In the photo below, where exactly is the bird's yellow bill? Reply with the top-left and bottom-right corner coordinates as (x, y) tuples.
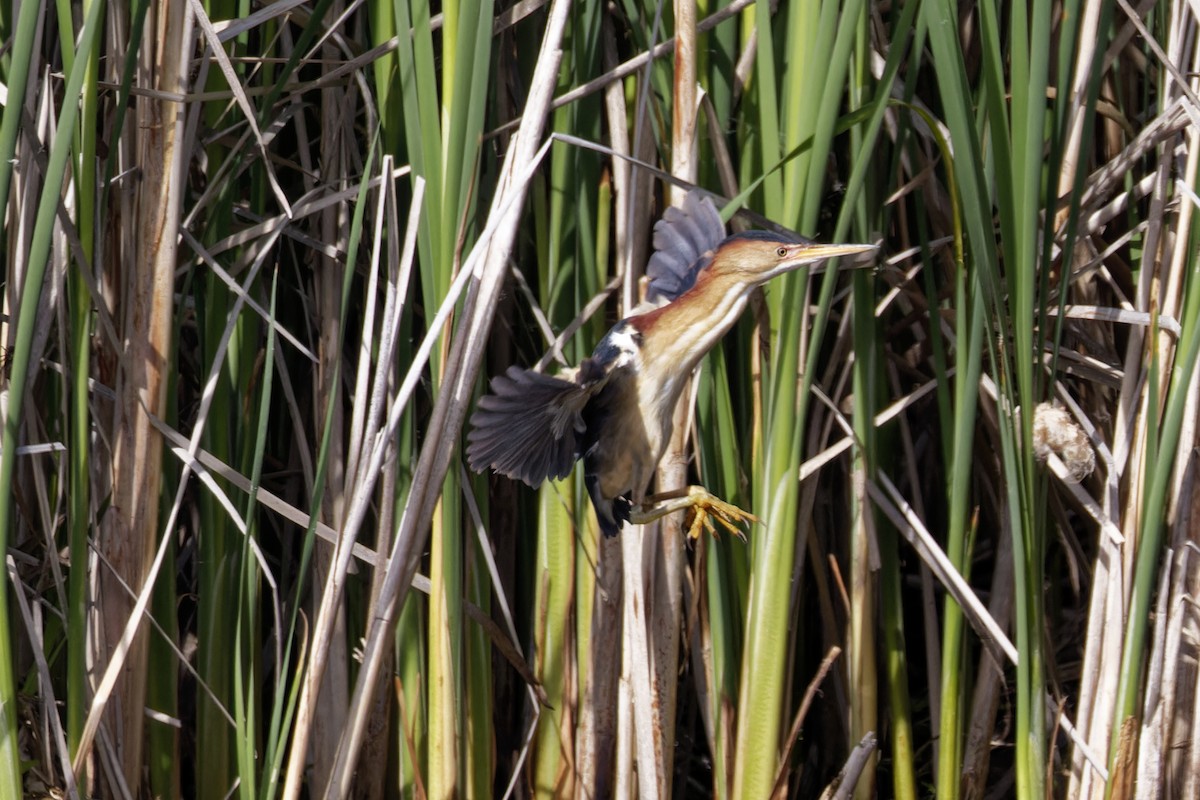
(786, 241), (879, 273)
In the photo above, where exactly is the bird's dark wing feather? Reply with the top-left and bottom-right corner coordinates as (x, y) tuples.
(645, 191), (726, 303)
(466, 365), (595, 487)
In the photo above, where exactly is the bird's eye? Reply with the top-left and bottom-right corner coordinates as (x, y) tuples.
(776, 246), (788, 258)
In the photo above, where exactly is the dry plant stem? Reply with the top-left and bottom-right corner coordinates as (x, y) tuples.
(616, 647), (634, 797)
(1053, 0), (1106, 228)
(631, 5), (700, 791)
(309, 8), (354, 785)
(93, 725), (134, 800)
(1069, 420), (1128, 796)
(1162, 168), (1200, 788)
(612, 16), (657, 797)
(619, 8), (703, 794)
(96, 2), (190, 788)
(849, 456), (877, 800)
(1078, 82), (1183, 800)
(961, 517), (1015, 797)
(601, 18), (633, 312)
(768, 646), (843, 798)
(576, 531), (622, 799)
(819, 732), (878, 800)
(1190, 655), (1200, 799)
(1185, 540), (1200, 798)
(621, 529), (660, 800)
(1155, 346), (1197, 800)
(683, 552), (716, 762)
(309, 3), (574, 792)
(621, 64), (660, 311)
(7, 557), (81, 800)
(1073, 532), (1125, 798)
(356, 162), (408, 800)
(1134, 545), (1175, 796)
(574, 28), (632, 798)
(1163, 93), (1200, 525)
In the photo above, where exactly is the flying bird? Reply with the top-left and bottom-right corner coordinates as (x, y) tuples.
(467, 192), (876, 538)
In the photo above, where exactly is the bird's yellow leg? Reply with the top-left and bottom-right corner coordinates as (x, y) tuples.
(629, 485), (759, 541)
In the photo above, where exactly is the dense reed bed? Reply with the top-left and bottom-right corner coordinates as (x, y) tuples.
(0, 0), (1196, 797)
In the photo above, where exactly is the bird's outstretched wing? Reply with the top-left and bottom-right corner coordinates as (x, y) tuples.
(645, 191), (726, 303)
(466, 365), (596, 487)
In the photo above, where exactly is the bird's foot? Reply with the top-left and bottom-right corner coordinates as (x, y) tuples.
(630, 486), (758, 541)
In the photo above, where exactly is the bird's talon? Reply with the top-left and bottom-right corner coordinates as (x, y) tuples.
(683, 487), (756, 541)
(630, 486), (756, 540)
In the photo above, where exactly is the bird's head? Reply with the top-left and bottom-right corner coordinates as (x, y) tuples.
(626, 220), (880, 378)
(710, 230), (878, 288)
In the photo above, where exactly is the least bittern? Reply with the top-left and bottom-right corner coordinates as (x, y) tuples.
(467, 192), (876, 538)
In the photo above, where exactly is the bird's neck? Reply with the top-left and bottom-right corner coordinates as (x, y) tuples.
(616, 272), (751, 467)
(628, 271), (750, 379)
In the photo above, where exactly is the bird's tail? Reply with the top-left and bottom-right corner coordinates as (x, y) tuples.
(466, 365), (586, 487)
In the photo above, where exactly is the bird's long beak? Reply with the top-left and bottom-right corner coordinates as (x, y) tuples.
(788, 241), (878, 271)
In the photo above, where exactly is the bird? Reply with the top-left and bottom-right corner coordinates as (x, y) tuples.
(466, 191), (877, 539)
